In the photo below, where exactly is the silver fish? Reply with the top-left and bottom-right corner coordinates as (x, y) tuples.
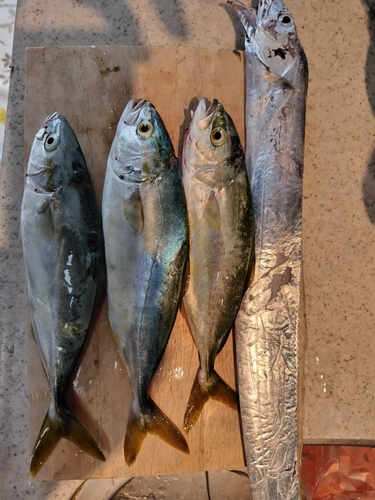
(102, 99), (189, 466)
(182, 98), (253, 431)
(228, 1), (308, 499)
(20, 112), (106, 477)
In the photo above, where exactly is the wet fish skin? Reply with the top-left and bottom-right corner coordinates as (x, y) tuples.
(102, 99), (189, 466)
(21, 112), (106, 477)
(182, 98), (253, 431)
(228, 1), (308, 499)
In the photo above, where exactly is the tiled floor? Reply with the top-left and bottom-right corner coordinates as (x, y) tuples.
(0, 0), (16, 163)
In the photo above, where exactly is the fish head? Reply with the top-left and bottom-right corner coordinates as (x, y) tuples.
(184, 98), (244, 188)
(229, 0), (305, 82)
(109, 99), (175, 184)
(27, 112), (85, 193)
(254, 0), (301, 76)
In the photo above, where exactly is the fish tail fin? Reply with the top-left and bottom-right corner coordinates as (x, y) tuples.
(124, 399), (189, 466)
(184, 369), (238, 432)
(61, 407), (106, 462)
(30, 410), (60, 478)
(30, 404), (105, 477)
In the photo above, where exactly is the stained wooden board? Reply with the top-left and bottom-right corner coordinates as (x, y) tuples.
(25, 45), (246, 480)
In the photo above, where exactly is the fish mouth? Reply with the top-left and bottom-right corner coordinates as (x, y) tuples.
(191, 98), (219, 132)
(45, 111), (61, 123)
(122, 99), (146, 126)
(35, 112), (62, 140)
(227, 0), (257, 31)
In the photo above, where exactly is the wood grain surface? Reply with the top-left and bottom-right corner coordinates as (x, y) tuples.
(25, 45), (246, 480)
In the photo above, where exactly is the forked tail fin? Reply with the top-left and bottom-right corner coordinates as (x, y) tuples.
(30, 404), (105, 478)
(124, 398), (189, 466)
(184, 369), (239, 432)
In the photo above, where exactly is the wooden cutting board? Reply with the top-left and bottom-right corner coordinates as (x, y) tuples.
(25, 45), (246, 480)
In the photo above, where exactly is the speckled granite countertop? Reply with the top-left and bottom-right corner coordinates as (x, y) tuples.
(2, 0), (375, 497)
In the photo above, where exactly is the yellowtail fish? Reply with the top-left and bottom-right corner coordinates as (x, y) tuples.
(21, 112), (106, 477)
(102, 99), (189, 466)
(182, 98), (253, 431)
(228, 1), (308, 498)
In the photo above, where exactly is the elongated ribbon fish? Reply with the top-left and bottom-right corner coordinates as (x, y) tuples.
(21, 112), (106, 477)
(228, 1), (308, 499)
(182, 99), (253, 431)
(102, 99), (189, 466)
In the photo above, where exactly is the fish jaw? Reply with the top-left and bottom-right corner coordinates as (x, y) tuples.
(227, 0), (257, 41)
(183, 98), (218, 180)
(190, 97), (217, 132)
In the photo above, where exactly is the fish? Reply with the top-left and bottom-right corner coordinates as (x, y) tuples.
(181, 98), (253, 431)
(228, 1), (308, 499)
(20, 112), (106, 478)
(102, 99), (189, 466)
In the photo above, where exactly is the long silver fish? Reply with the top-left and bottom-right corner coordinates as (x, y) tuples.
(182, 98), (253, 431)
(102, 99), (189, 466)
(20, 112), (106, 477)
(228, 1), (308, 499)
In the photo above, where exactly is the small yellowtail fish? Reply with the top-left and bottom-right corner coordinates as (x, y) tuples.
(102, 99), (189, 466)
(228, 1), (308, 498)
(182, 98), (253, 431)
(21, 112), (106, 477)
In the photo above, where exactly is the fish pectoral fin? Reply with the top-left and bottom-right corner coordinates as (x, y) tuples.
(204, 191), (221, 232)
(37, 198), (50, 214)
(184, 370), (238, 432)
(125, 399), (189, 466)
(179, 254), (190, 303)
(30, 324), (37, 343)
(123, 189), (144, 234)
(265, 71), (298, 92)
(30, 405), (105, 477)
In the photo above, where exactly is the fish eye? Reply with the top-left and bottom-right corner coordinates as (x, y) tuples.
(137, 120), (153, 138)
(210, 127), (226, 147)
(44, 133), (60, 152)
(279, 14), (293, 26)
